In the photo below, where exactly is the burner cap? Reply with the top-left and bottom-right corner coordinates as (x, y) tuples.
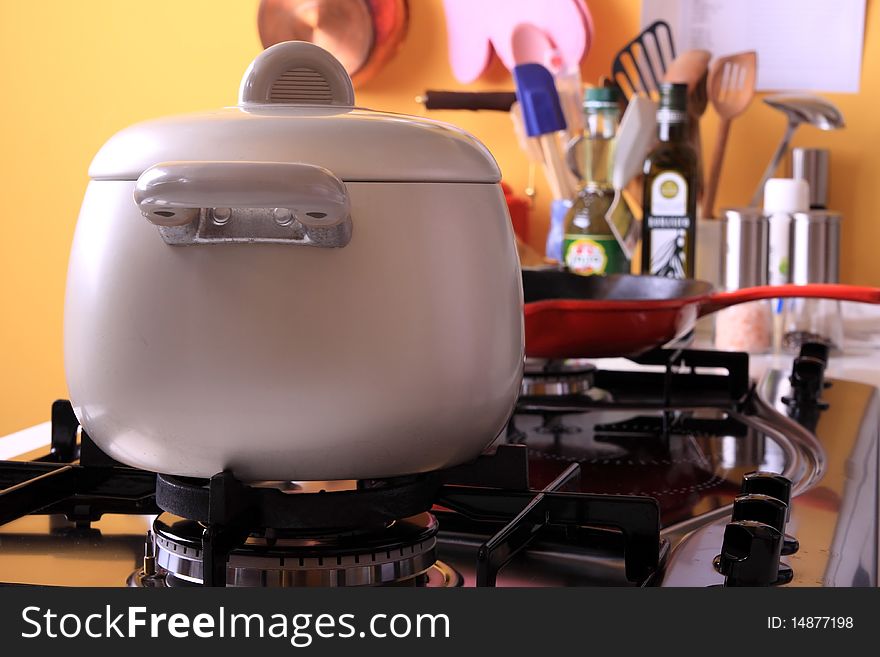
(521, 359), (596, 396)
(146, 512), (452, 587)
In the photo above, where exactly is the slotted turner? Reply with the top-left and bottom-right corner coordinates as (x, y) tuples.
(611, 20), (676, 101)
(702, 51), (757, 219)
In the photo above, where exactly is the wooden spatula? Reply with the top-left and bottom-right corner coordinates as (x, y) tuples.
(663, 50), (711, 90)
(702, 51), (757, 219)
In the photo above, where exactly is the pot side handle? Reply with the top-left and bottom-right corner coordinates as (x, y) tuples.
(134, 161), (352, 248)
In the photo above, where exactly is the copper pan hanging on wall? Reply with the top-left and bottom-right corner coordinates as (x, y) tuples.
(258, 0), (408, 87)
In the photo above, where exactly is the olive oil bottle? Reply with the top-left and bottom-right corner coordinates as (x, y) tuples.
(562, 87), (630, 276)
(640, 83), (698, 278)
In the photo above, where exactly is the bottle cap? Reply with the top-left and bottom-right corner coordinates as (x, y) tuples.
(584, 86), (619, 107)
(658, 83), (688, 112)
(763, 178), (809, 214)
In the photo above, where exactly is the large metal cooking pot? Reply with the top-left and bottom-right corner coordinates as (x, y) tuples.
(64, 42), (523, 482)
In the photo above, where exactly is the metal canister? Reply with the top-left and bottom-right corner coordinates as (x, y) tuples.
(720, 208), (769, 290)
(790, 210), (841, 284)
(826, 212), (841, 283)
(785, 210), (843, 352)
(716, 208), (771, 353)
(791, 148), (830, 210)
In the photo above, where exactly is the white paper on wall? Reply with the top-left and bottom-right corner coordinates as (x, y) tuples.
(641, 0), (866, 93)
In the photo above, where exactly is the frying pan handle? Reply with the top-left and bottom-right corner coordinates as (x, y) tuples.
(699, 284), (880, 317)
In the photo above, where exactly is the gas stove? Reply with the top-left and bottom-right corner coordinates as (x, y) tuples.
(0, 344), (876, 587)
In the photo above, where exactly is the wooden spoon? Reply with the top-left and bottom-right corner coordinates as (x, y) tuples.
(663, 49), (711, 92)
(663, 50), (711, 199)
(702, 51), (757, 219)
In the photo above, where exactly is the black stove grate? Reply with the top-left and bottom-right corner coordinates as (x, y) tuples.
(0, 404), (663, 587)
(0, 400), (158, 529)
(155, 445), (661, 586)
(519, 348), (751, 412)
(436, 450), (661, 585)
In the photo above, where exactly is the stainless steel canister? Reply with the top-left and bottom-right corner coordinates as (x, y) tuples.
(785, 210), (843, 352)
(789, 210), (841, 284)
(716, 208), (771, 353)
(791, 148), (830, 209)
(720, 208), (769, 291)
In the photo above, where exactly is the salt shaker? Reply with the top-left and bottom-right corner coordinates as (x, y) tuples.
(714, 208), (772, 353)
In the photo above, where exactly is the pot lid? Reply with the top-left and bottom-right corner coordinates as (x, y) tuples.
(89, 41), (500, 183)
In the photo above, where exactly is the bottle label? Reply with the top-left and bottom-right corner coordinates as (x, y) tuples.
(650, 171), (687, 216)
(767, 213), (791, 286)
(563, 235), (627, 276)
(646, 171), (691, 278)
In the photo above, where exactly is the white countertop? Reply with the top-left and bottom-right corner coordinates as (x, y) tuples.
(723, 301), (880, 389)
(2, 304), (879, 461)
(0, 421), (50, 460)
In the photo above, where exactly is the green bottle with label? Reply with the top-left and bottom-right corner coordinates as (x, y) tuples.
(562, 87), (630, 276)
(640, 82), (698, 278)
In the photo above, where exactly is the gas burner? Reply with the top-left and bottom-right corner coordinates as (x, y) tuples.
(521, 359), (599, 397)
(130, 512), (460, 587)
(155, 472), (439, 530)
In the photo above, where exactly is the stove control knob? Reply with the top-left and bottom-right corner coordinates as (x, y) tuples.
(741, 472), (792, 511)
(714, 520), (792, 587)
(799, 341), (829, 366)
(784, 356), (830, 410)
(732, 494), (786, 531)
(791, 356), (825, 394)
(732, 493), (799, 555)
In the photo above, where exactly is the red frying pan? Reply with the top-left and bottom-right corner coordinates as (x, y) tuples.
(523, 269), (880, 359)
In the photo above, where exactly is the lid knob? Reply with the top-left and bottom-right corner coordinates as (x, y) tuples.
(239, 41), (355, 106)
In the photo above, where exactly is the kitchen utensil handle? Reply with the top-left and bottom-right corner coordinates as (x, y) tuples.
(510, 102), (545, 164)
(541, 133), (574, 200)
(555, 73), (586, 138)
(749, 120), (797, 207)
(701, 118), (731, 219)
(699, 284), (880, 317)
(565, 135), (584, 179)
(418, 90), (517, 111)
(134, 161), (351, 230)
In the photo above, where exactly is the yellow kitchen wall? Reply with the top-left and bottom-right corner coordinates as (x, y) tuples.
(0, 0), (876, 436)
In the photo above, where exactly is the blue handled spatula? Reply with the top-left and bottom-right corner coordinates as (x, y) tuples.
(513, 63), (573, 200)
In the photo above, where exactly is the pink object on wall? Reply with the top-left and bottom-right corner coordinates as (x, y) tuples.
(442, 0), (593, 83)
